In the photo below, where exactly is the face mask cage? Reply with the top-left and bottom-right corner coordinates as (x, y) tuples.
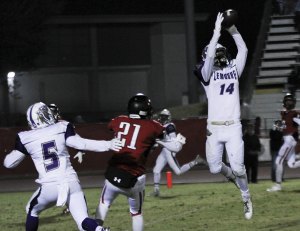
(158, 114), (170, 124)
(214, 47), (228, 67)
(37, 105), (55, 126)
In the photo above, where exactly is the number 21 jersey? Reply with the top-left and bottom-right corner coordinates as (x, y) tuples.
(108, 115), (164, 176)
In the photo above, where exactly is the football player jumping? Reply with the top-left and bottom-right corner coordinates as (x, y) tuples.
(194, 12), (252, 219)
(94, 94), (186, 231)
(3, 102), (122, 231)
(151, 108), (201, 197)
(267, 93), (300, 192)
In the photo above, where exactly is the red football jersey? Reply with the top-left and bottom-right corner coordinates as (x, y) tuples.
(108, 115), (164, 176)
(281, 110), (299, 136)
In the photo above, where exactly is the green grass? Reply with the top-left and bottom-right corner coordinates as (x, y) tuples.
(1, 180), (300, 230)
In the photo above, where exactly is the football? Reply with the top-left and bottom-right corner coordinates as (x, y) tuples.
(222, 9), (238, 29)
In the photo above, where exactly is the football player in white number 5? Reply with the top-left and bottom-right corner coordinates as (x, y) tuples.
(3, 102), (122, 231)
(193, 12), (252, 220)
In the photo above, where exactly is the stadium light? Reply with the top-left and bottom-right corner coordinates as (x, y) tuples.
(7, 71), (15, 93)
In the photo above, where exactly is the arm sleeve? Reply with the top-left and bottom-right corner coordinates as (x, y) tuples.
(66, 134), (110, 152)
(201, 29), (220, 82)
(230, 30), (248, 77)
(156, 139), (183, 153)
(3, 150), (26, 168)
(15, 135), (29, 155)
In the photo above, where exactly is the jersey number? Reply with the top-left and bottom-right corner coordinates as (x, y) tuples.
(220, 83), (234, 95)
(117, 122), (141, 150)
(42, 141), (59, 172)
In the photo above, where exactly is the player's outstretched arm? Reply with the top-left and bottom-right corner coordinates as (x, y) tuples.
(226, 25), (248, 76)
(201, 12), (223, 81)
(156, 133), (186, 152)
(66, 135), (122, 152)
(3, 150), (26, 168)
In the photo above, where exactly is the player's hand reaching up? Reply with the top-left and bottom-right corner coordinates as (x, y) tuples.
(109, 138), (123, 152)
(214, 12), (224, 33)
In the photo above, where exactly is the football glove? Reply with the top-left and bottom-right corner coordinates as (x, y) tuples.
(109, 138), (123, 152)
(176, 133), (186, 145)
(74, 151), (85, 164)
(214, 12), (224, 33)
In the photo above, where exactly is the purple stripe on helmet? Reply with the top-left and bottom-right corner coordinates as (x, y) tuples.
(29, 105), (36, 128)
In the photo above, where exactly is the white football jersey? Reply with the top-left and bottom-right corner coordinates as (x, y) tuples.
(195, 32), (247, 122)
(202, 60), (241, 121)
(17, 121), (78, 184)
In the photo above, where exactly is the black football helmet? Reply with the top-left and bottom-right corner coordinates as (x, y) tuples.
(48, 103), (61, 122)
(202, 43), (230, 67)
(283, 93), (296, 110)
(127, 93), (153, 119)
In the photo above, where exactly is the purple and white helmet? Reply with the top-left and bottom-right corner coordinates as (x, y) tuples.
(26, 102), (56, 129)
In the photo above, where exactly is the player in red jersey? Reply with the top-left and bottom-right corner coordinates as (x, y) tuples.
(267, 93), (300, 192)
(95, 94), (185, 231)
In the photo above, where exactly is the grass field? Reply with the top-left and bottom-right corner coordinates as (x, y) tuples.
(1, 179), (300, 231)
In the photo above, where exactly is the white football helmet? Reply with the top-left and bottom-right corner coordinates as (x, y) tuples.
(158, 109), (171, 125)
(202, 43), (230, 67)
(26, 102), (56, 129)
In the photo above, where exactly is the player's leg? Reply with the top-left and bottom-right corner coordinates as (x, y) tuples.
(225, 125), (252, 220)
(67, 181), (97, 231)
(225, 135), (249, 194)
(95, 180), (119, 226)
(152, 152), (167, 196)
(286, 138), (300, 168)
(206, 127), (235, 180)
(287, 153), (300, 168)
(267, 136), (294, 191)
(165, 150), (199, 175)
(128, 175), (146, 231)
(25, 185), (56, 231)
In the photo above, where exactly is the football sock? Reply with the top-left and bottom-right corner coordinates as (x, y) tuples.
(154, 183), (160, 191)
(221, 163), (235, 179)
(132, 214), (143, 231)
(235, 174), (249, 191)
(179, 163), (192, 173)
(275, 163), (283, 183)
(82, 217), (100, 231)
(25, 214), (39, 231)
(153, 172), (161, 185)
(95, 202), (109, 221)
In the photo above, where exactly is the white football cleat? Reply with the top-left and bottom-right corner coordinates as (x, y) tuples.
(266, 184), (282, 192)
(244, 198), (253, 220)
